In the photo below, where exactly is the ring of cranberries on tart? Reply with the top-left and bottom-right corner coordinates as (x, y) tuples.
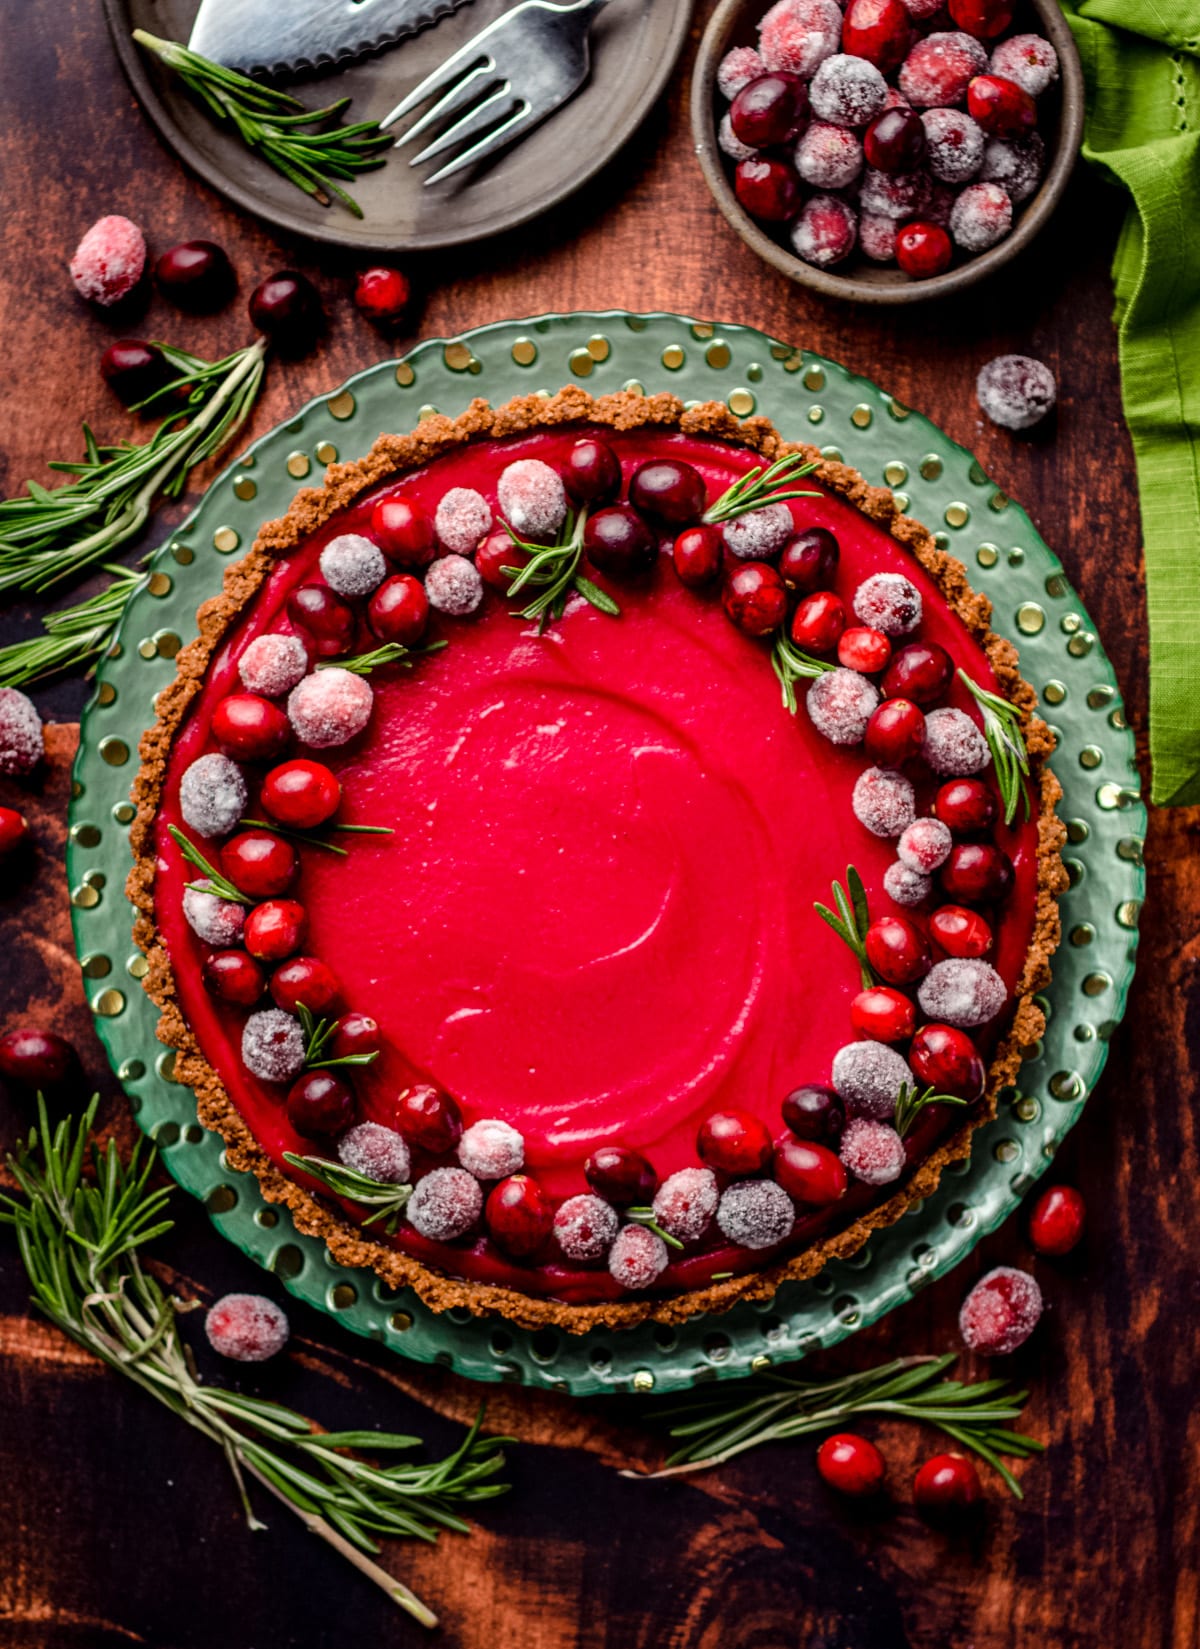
(127, 386), (1065, 1334)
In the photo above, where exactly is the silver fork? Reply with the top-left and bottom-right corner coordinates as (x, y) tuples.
(380, 0), (610, 186)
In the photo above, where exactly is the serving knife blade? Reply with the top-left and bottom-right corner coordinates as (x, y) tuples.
(188, 0), (475, 77)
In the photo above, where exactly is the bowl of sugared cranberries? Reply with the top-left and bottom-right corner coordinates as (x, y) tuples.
(692, 0), (1082, 301)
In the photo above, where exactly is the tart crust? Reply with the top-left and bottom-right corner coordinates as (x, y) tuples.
(127, 386), (1067, 1334)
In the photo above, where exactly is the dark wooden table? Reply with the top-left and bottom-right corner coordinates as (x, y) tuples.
(2, 4), (1194, 1645)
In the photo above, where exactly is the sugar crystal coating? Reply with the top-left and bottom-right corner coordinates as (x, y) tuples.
(924, 180), (957, 227)
(832, 1040), (913, 1120)
(884, 860), (932, 907)
(922, 707), (990, 775)
(795, 122), (864, 190)
(458, 1118), (525, 1179)
(718, 44), (766, 98)
(976, 353), (1056, 430)
(979, 132), (1044, 203)
(989, 33), (1058, 97)
(69, 214), (146, 305)
(319, 533), (388, 599)
(652, 1167), (720, 1242)
(790, 195), (858, 267)
(426, 554), (484, 617)
(239, 633), (309, 698)
(0, 688), (45, 776)
(959, 1265), (1043, 1353)
(860, 213), (899, 263)
(205, 1293), (290, 1362)
(809, 54), (888, 127)
(716, 1180), (795, 1249)
(179, 752), (248, 839)
(949, 181), (1012, 252)
(338, 1121), (411, 1184)
(241, 1009), (305, 1083)
(407, 1166), (483, 1240)
(608, 1222), (669, 1288)
(723, 502), (795, 560)
(859, 167), (930, 220)
(807, 668), (880, 745)
(852, 767), (917, 838)
(183, 879), (246, 946)
(853, 572), (921, 635)
(839, 1118), (906, 1185)
(918, 958), (1007, 1026)
(498, 459), (568, 539)
(898, 815), (953, 872)
(720, 112), (758, 161)
(758, 0), (842, 77)
(898, 32), (988, 108)
(288, 668), (373, 749)
(435, 487), (492, 554)
(921, 108), (984, 183)
(554, 1193), (619, 1261)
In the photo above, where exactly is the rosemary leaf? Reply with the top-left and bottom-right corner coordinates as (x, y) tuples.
(0, 567), (143, 688)
(814, 866), (875, 989)
(318, 640), (447, 677)
(703, 453), (820, 526)
(298, 1003), (380, 1070)
(771, 631), (834, 713)
(894, 1081), (968, 1139)
(168, 824), (251, 904)
(503, 510), (621, 632)
(956, 669), (1031, 826)
(283, 1151), (412, 1230)
(625, 1207), (685, 1251)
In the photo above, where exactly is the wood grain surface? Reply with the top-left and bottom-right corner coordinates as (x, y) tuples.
(1, 3), (1195, 1646)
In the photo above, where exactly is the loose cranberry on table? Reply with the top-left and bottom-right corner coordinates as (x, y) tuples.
(563, 436), (622, 505)
(396, 1083), (463, 1152)
(895, 221), (954, 280)
(368, 573), (430, 644)
(882, 641), (953, 705)
(583, 505), (657, 576)
(202, 950), (266, 1007)
(780, 527), (839, 593)
(370, 495), (436, 568)
(730, 71), (809, 147)
(220, 829), (297, 899)
(909, 1022), (985, 1100)
(270, 956), (339, 1016)
(865, 913), (931, 986)
(69, 214), (146, 307)
(205, 1293), (289, 1363)
(331, 1012), (382, 1062)
(959, 1265), (1043, 1353)
(698, 1109), (773, 1175)
(850, 985), (916, 1043)
(864, 697), (925, 765)
(842, 0), (911, 73)
(934, 777), (998, 833)
(782, 1084), (845, 1145)
(286, 584), (355, 658)
(485, 1174), (554, 1258)
(260, 758), (341, 830)
(976, 354), (1057, 431)
(914, 1453), (983, 1522)
(967, 73), (1036, 137)
(929, 904), (993, 958)
(286, 1069), (356, 1139)
(0, 806), (29, 857)
(736, 156), (804, 223)
(585, 1144), (657, 1206)
(1028, 1184), (1085, 1256)
(476, 528), (531, 592)
(100, 340), (173, 406)
(155, 240), (235, 310)
(838, 626), (891, 673)
(0, 1028), (78, 1090)
(940, 842), (1014, 904)
(353, 265), (411, 327)
(249, 270), (323, 348)
(864, 106), (925, 173)
(628, 459), (706, 524)
(816, 1433), (887, 1497)
(211, 693), (290, 762)
(722, 562), (787, 636)
(774, 1136), (847, 1206)
(244, 899), (307, 963)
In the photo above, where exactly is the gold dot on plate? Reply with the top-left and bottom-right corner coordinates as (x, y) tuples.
(156, 1049), (179, 1082)
(1049, 1070), (1084, 1101)
(170, 542), (194, 565)
(1008, 546), (1025, 566)
(145, 571), (170, 598)
(747, 362), (763, 382)
(1016, 602), (1045, 635)
(80, 953), (111, 979)
(821, 446), (844, 462)
(1074, 1022), (1095, 1043)
(127, 954), (150, 980)
(750, 1354), (772, 1372)
(112, 802), (135, 825)
(99, 737), (129, 766)
(443, 342), (472, 372)
(95, 681), (117, 708)
(287, 451), (311, 479)
(587, 334), (611, 361)
(977, 543), (999, 567)
(690, 322), (715, 340)
(1045, 572), (1070, 598)
(802, 365), (824, 390)
(138, 638), (157, 660)
(783, 353), (804, 373)
(233, 475), (257, 501)
(83, 869), (106, 889)
(327, 390), (356, 420)
(729, 389), (755, 417)
(884, 461), (908, 486)
(1064, 858), (1083, 887)
(331, 1283), (357, 1309)
(944, 502), (970, 528)
(71, 822), (101, 847)
(631, 1369), (655, 1392)
(71, 884), (99, 909)
(154, 631), (182, 659)
(391, 1310), (414, 1332)
(1087, 684), (1115, 709)
(706, 340), (732, 370)
(1043, 681), (1067, 705)
(886, 397), (911, 420)
(207, 1185), (237, 1215)
(1068, 632), (1095, 658)
(770, 342), (793, 361)
(623, 379), (645, 396)
(993, 1139), (1020, 1163)
(108, 643), (122, 660)
(1061, 612), (1082, 633)
(1083, 972), (1111, 996)
(213, 526), (239, 554)
(968, 459), (990, 485)
(1117, 836), (1144, 864)
(1117, 899), (1142, 929)
(933, 531), (951, 551)
(1015, 1095), (1040, 1122)
(625, 316), (648, 332)
(1067, 819), (1089, 842)
(893, 491), (910, 511)
(851, 404), (872, 429)
(661, 345), (685, 371)
(569, 347), (594, 377)
(1069, 923), (1096, 947)
(511, 338), (537, 366)
(118, 1058), (145, 1082)
(395, 360), (416, 387)
(92, 988), (125, 1018)
(315, 441), (338, 465)
(989, 491), (1010, 512)
(808, 406), (824, 424)
(1110, 707), (1128, 729)
(1079, 744), (1103, 770)
(919, 455), (943, 481)
(417, 404), (439, 422)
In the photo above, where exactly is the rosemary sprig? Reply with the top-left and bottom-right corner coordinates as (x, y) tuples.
(894, 1081), (968, 1139)
(632, 1353), (1043, 1496)
(284, 1152), (413, 1233)
(813, 866), (875, 989)
(504, 510), (620, 632)
(957, 670), (1031, 826)
(299, 1003), (380, 1070)
(318, 639), (447, 677)
(0, 566), (143, 688)
(168, 824), (251, 905)
(702, 453), (819, 526)
(772, 630), (835, 713)
(625, 1207), (684, 1252)
(0, 1098), (512, 1626)
(238, 817), (396, 858)
(134, 32), (392, 218)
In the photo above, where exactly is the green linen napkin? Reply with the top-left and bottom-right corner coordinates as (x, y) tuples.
(1062, 1), (1200, 805)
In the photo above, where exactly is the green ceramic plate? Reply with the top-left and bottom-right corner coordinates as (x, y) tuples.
(67, 311), (1145, 1397)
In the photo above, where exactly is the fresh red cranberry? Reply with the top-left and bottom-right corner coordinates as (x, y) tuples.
(0, 807), (29, 857)
(817, 1433), (886, 1497)
(882, 641), (953, 705)
(249, 271), (323, 348)
(779, 527), (839, 593)
(723, 562), (787, 636)
(842, 0), (911, 72)
(940, 842), (1013, 904)
(837, 626), (892, 673)
(909, 1023), (985, 1100)
(260, 759), (341, 830)
(865, 914), (931, 985)
(220, 829), (297, 899)
(583, 505), (657, 576)
(100, 340), (173, 406)
(850, 986), (916, 1043)
(629, 460), (706, 524)
(730, 71), (810, 146)
(396, 1083), (463, 1152)
(948, 0), (1012, 34)
(244, 899), (307, 963)
(270, 956), (339, 1015)
(353, 266), (411, 327)
(368, 573), (430, 645)
(286, 585), (355, 658)
(673, 525), (724, 589)
(896, 222), (954, 280)
(563, 437), (621, 505)
(475, 528), (530, 591)
(211, 693), (290, 762)
(774, 1137), (847, 1205)
(485, 1174), (553, 1257)
(967, 74), (1036, 137)
(934, 777), (998, 834)
(1028, 1184), (1085, 1256)
(202, 949), (266, 1007)
(697, 1110), (773, 1175)
(929, 904), (993, 958)
(864, 106), (926, 171)
(782, 1084), (845, 1145)
(790, 590), (846, 654)
(913, 1453), (982, 1521)
(155, 240), (235, 309)
(331, 1012), (381, 1061)
(585, 1144), (657, 1206)
(734, 156), (803, 223)
(286, 1070), (356, 1139)
(0, 1028), (78, 1090)
(370, 496), (436, 568)
(865, 698), (926, 765)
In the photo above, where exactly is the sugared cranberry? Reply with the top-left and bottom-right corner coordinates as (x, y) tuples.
(899, 31), (987, 107)
(837, 627), (891, 673)
(782, 1084), (845, 1145)
(249, 271), (323, 348)
(865, 914), (931, 985)
(396, 1083), (463, 1152)
(155, 240), (235, 310)
(260, 759), (341, 830)
(286, 1070), (356, 1139)
(730, 71), (810, 147)
(629, 460), (706, 524)
(842, 0), (911, 71)
(270, 956), (339, 1016)
(475, 528), (530, 592)
(959, 1265), (1043, 1353)
(934, 777), (998, 833)
(202, 950), (266, 1006)
(0, 807), (29, 857)
(791, 194), (859, 267)
(673, 525), (724, 589)
(244, 899), (307, 963)
(929, 904), (993, 958)
(864, 106), (926, 171)
(205, 1293), (289, 1362)
(100, 340), (173, 406)
(940, 842), (1013, 904)
(368, 574), (429, 645)
(583, 505), (657, 576)
(780, 527), (839, 593)
(774, 1136), (847, 1205)
(909, 1022), (985, 1100)
(353, 266), (411, 327)
(0, 1028), (78, 1090)
(790, 590), (846, 654)
(881, 641), (953, 705)
(864, 697), (926, 765)
(967, 73), (1036, 136)
(563, 437), (621, 505)
(949, 0), (1012, 34)
(220, 829), (296, 899)
(914, 1453), (982, 1521)
(735, 156), (804, 223)
(976, 353), (1056, 430)
(697, 1110), (773, 1175)
(585, 1144), (657, 1206)
(331, 1012), (381, 1061)
(1028, 1184), (1085, 1256)
(370, 496), (436, 568)
(896, 221), (954, 279)
(211, 693), (290, 762)
(286, 585), (355, 658)
(816, 1433), (886, 1497)
(485, 1174), (553, 1257)
(850, 986), (916, 1043)
(723, 562), (787, 636)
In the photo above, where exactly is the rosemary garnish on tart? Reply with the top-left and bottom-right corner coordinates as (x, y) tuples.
(168, 824), (251, 904)
(503, 508), (620, 632)
(894, 1081), (968, 1138)
(318, 639), (448, 677)
(772, 630), (835, 713)
(298, 1004), (381, 1070)
(237, 817), (395, 858)
(625, 1206), (685, 1251)
(701, 452), (819, 525)
(814, 866), (876, 990)
(958, 669), (1031, 825)
(283, 1152), (413, 1231)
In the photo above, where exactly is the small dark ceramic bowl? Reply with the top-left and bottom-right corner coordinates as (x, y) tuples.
(691, 0), (1084, 304)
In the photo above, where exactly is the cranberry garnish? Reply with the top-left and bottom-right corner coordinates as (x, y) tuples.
(353, 266), (411, 327)
(628, 460), (706, 524)
(940, 842), (1013, 904)
(864, 106), (926, 172)
(729, 71), (810, 147)
(779, 527), (839, 593)
(270, 956), (339, 1016)
(864, 697), (925, 766)
(368, 573), (430, 645)
(967, 74), (1036, 137)
(782, 1084), (845, 1145)
(948, 0), (1012, 34)
(816, 1433), (886, 1497)
(960, 1266), (1043, 1353)
(734, 156), (803, 223)
(0, 806), (29, 858)
(722, 562), (787, 636)
(485, 1174), (553, 1257)
(286, 1070), (356, 1139)
(155, 240), (235, 310)
(260, 759), (341, 830)
(842, 0), (911, 72)
(673, 525), (724, 589)
(896, 222), (954, 280)
(220, 829), (297, 899)
(0, 1028), (78, 1090)
(913, 1453), (982, 1522)
(286, 585), (355, 658)
(929, 904), (993, 958)
(249, 271), (323, 349)
(332, 1012), (382, 1061)
(865, 914), (931, 985)
(585, 1144), (657, 1206)
(583, 505), (657, 576)
(370, 496), (436, 568)
(211, 693), (290, 762)
(881, 641), (953, 705)
(563, 437), (621, 505)
(100, 340), (173, 406)
(476, 528), (530, 591)
(773, 1136), (847, 1206)
(1028, 1183), (1085, 1256)
(837, 626), (892, 674)
(909, 1022), (985, 1100)
(396, 1083), (463, 1152)
(244, 899), (307, 963)
(934, 777), (998, 834)
(850, 986), (916, 1043)
(697, 1110), (773, 1175)
(202, 950), (266, 1006)
(790, 590), (846, 654)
